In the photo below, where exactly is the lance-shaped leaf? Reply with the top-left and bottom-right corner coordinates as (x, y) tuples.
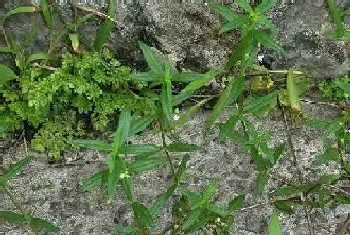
(132, 202), (154, 229)
(108, 154), (125, 201)
(30, 218), (60, 232)
(41, 0), (53, 28)
(130, 72), (161, 82)
(150, 184), (177, 217)
(182, 69), (218, 93)
(3, 156), (33, 182)
(79, 169), (108, 193)
(121, 176), (134, 202)
(236, 0), (253, 13)
(206, 76), (245, 130)
(268, 211), (282, 235)
(69, 34), (80, 52)
(286, 70), (302, 112)
(138, 41), (163, 75)
(201, 180), (218, 203)
(128, 114), (155, 137)
(70, 139), (112, 152)
(253, 30), (284, 53)
(274, 200), (294, 214)
(129, 155), (167, 173)
(209, 4), (239, 22)
(173, 154), (190, 185)
(119, 144), (161, 155)
(171, 72), (209, 82)
(0, 46), (14, 54)
(182, 208), (202, 231)
(256, 0), (278, 13)
(226, 32), (254, 70)
(167, 142), (201, 152)
(327, 0), (345, 38)
(314, 147), (340, 166)
(227, 195), (245, 215)
(219, 15), (250, 35)
(94, 0), (116, 51)
(0, 211), (26, 224)
(257, 171), (269, 196)
(243, 90), (279, 114)
(113, 109), (132, 154)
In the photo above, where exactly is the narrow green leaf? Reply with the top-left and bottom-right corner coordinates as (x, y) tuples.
(182, 208), (202, 231)
(108, 154), (124, 201)
(0, 64), (16, 87)
(250, 147), (267, 171)
(206, 76), (245, 130)
(243, 90), (279, 114)
(138, 41), (163, 75)
(179, 186), (201, 205)
(121, 176), (134, 202)
(120, 144), (161, 155)
(259, 16), (278, 32)
(172, 98), (211, 128)
(327, 0), (345, 38)
(319, 174), (340, 184)
(129, 114), (155, 137)
(305, 119), (329, 130)
(94, 20), (114, 51)
(3, 156), (33, 182)
(206, 203), (226, 217)
(332, 194), (350, 204)
(209, 4), (239, 21)
(161, 80), (173, 126)
(227, 195), (245, 214)
(252, 30), (284, 53)
(79, 169), (108, 193)
(0, 46), (14, 54)
(70, 139), (112, 152)
(4, 6), (38, 22)
(202, 180), (218, 203)
(274, 185), (307, 196)
(0, 211), (26, 223)
(217, 113), (242, 141)
(274, 200), (294, 214)
(268, 211), (282, 235)
(113, 109), (132, 154)
(270, 143), (285, 165)
(77, 13), (95, 26)
(257, 171), (269, 196)
(30, 218), (59, 232)
(236, 0), (253, 13)
(129, 156), (167, 173)
(314, 147), (340, 166)
(132, 202), (153, 228)
(167, 142), (201, 152)
(150, 185), (177, 217)
(171, 72), (209, 82)
(226, 31), (254, 70)
(130, 72), (161, 82)
(26, 53), (49, 64)
(174, 154), (190, 185)
(172, 91), (193, 106)
(41, 0), (53, 28)
(256, 0), (278, 13)
(218, 15), (250, 34)
(182, 69), (218, 93)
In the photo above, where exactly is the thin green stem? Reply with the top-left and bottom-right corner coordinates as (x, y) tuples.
(160, 122), (175, 176)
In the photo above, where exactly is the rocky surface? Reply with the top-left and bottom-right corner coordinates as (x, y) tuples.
(1, 101), (350, 235)
(1, 3), (349, 82)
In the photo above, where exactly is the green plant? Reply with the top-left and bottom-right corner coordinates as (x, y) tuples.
(0, 156), (60, 234)
(319, 75), (350, 100)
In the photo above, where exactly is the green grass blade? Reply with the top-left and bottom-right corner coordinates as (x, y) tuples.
(173, 154), (190, 185)
(161, 80), (173, 126)
(226, 31), (254, 70)
(121, 176), (134, 202)
(94, 20), (114, 51)
(41, 0), (53, 28)
(128, 114), (155, 136)
(202, 180), (218, 203)
(113, 109), (132, 153)
(108, 154), (124, 201)
(3, 156), (33, 182)
(243, 90), (279, 114)
(138, 41), (163, 75)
